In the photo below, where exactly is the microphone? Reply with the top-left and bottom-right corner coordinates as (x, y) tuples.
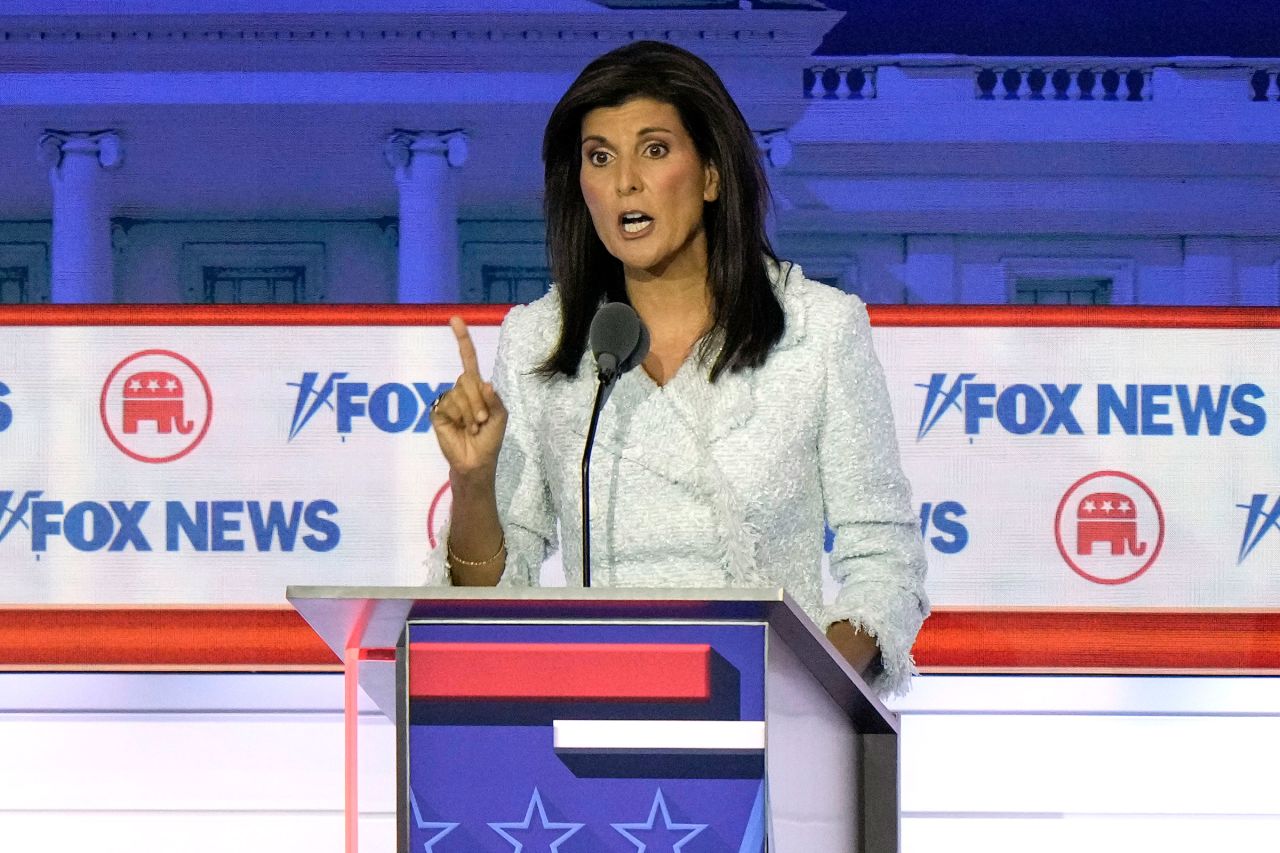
(589, 301), (649, 385)
(582, 302), (649, 588)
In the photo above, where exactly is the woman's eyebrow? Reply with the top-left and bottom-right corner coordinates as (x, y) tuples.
(580, 126), (674, 147)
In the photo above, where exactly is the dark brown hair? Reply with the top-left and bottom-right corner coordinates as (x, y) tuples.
(540, 40), (784, 381)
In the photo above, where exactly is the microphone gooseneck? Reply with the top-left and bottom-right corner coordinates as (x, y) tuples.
(581, 302), (650, 588)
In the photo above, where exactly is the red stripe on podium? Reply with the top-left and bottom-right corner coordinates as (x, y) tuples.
(408, 642), (712, 701)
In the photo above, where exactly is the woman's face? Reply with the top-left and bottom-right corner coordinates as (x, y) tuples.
(578, 97), (720, 282)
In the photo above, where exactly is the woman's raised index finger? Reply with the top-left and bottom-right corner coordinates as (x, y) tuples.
(449, 316), (481, 375)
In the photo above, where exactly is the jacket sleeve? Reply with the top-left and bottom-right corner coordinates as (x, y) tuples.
(817, 293), (930, 696)
(423, 303), (558, 587)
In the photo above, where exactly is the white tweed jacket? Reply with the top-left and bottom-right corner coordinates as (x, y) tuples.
(427, 261), (929, 695)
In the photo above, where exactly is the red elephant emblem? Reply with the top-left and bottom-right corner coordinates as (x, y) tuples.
(1076, 491), (1147, 557)
(122, 370), (194, 435)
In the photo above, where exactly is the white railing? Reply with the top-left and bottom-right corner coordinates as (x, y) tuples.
(805, 57), (1280, 103)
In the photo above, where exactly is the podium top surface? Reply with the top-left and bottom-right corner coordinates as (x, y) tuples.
(288, 584), (800, 642)
(286, 585), (897, 733)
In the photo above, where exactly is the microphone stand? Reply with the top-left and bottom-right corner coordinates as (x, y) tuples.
(580, 369), (617, 588)
(580, 300), (647, 590)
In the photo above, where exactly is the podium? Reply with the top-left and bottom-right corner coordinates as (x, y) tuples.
(287, 586), (900, 853)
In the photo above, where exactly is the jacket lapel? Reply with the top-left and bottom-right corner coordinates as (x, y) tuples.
(552, 259), (812, 498)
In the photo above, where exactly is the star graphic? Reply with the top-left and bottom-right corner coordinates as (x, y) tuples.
(408, 789), (459, 852)
(612, 789), (707, 852)
(128, 379), (142, 391)
(1101, 500), (1114, 513)
(488, 788), (583, 852)
(146, 378), (160, 390)
(164, 379), (178, 391)
(1082, 500), (1096, 513)
(1118, 500), (1132, 513)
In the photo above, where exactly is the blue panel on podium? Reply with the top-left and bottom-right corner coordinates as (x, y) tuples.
(405, 620), (768, 852)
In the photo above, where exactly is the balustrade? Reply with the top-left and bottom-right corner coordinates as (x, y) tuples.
(977, 66), (1152, 101)
(1249, 70), (1279, 101)
(803, 65), (877, 99)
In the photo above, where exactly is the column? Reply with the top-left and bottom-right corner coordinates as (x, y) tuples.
(904, 235), (958, 303)
(383, 130), (468, 303)
(1182, 237), (1235, 306)
(37, 130), (123, 304)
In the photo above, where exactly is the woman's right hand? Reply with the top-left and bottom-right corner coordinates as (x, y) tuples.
(430, 317), (508, 478)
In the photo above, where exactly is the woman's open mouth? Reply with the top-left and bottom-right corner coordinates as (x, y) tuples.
(620, 211), (654, 235)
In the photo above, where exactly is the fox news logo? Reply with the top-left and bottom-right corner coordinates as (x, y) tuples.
(915, 373), (1265, 440)
(1237, 494), (1280, 564)
(0, 381), (11, 432)
(0, 490), (340, 553)
(920, 500), (968, 554)
(287, 372), (451, 440)
(824, 500), (968, 555)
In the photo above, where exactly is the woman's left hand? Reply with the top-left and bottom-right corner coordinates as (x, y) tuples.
(826, 620), (881, 678)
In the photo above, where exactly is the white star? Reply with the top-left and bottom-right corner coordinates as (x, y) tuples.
(146, 378), (160, 391)
(1082, 500), (1096, 513)
(408, 790), (459, 852)
(489, 788), (583, 852)
(1100, 500), (1114, 513)
(1118, 500), (1131, 513)
(164, 379), (178, 391)
(613, 789), (707, 852)
(128, 379), (142, 391)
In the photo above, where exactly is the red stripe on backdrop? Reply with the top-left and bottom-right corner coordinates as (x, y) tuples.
(0, 304), (514, 326)
(408, 642), (712, 701)
(2, 609), (1279, 672)
(913, 609), (1280, 671)
(867, 305), (1280, 328)
(2, 304), (1280, 328)
(0, 608), (338, 668)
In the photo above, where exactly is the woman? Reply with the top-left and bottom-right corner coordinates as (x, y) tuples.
(427, 41), (928, 695)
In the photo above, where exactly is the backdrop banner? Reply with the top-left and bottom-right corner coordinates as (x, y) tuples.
(1, 309), (1277, 620)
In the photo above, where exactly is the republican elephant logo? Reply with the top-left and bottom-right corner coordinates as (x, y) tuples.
(1076, 491), (1147, 556)
(1054, 471), (1165, 586)
(100, 350), (212, 464)
(122, 371), (195, 435)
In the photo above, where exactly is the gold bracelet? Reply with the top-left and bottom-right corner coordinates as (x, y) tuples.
(446, 535), (506, 567)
